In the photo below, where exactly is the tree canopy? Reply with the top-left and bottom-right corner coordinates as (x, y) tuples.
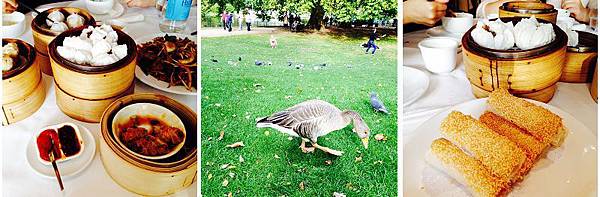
(202, 0), (397, 29)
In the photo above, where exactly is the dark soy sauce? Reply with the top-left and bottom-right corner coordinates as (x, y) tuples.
(57, 125), (81, 157)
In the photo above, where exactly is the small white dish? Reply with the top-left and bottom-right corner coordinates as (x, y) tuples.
(34, 123), (85, 165)
(112, 103), (186, 160)
(85, 0), (114, 15)
(441, 13), (474, 34)
(418, 37), (459, 74)
(403, 66), (429, 107)
(26, 124), (95, 178)
(403, 98), (597, 196)
(69, 0), (125, 21)
(556, 8), (570, 17)
(2, 12), (26, 38)
(134, 33), (198, 96)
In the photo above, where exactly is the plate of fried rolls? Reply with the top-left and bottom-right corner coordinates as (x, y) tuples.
(404, 89), (597, 197)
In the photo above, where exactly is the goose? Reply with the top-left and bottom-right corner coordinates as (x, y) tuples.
(256, 100), (370, 156)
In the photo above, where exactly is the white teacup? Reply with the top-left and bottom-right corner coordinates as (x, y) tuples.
(418, 37), (459, 74)
(2, 12), (25, 38)
(442, 13), (474, 33)
(85, 0), (114, 15)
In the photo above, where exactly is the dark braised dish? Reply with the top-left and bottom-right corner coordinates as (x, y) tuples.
(118, 115), (185, 156)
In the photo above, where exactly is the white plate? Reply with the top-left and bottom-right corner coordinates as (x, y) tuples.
(403, 98), (597, 196)
(26, 124), (96, 179)
(403, 66), (429, 107)
(134, 33), (197, 95)
(67, 0), (125, 21)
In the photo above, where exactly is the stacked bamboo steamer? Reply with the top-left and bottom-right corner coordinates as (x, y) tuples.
(499, 2), (557, 23)
(100, 94), (197, 196)
(48, 25), (137, 123)
(31, 7), (95, 76)
(2, 39), (46, 125)
(560, 31), (598, 83)
(462, 17), (568, 103)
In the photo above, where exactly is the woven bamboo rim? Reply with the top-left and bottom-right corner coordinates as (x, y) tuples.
(2, 80), (46, 125)
(500, 2), (556, 14)
(2, 39), (36, 79)
(100, 94), (197, 172)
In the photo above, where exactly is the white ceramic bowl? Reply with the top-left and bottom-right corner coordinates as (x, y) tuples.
(85, 0), (114, 15)
(418, 37), (459, 74)
(112, 103), (186, 160)
(442, 13), (474, 33)
(2, 12), (25, 38)
(35, 122), (85, 165)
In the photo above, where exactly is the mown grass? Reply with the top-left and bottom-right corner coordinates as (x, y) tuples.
(201, 31), (397, 196)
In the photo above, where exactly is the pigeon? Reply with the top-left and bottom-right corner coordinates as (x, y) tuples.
(317, 63), (326, 67)
(210, 56), (218, 63)
(370, 92), (390, 114)
(255, 60), (263, 66)
(295, 64), (304, 69)
(238, 57), (242, 61)
(287, 61), (293, 66)
(267, 61), (272, 66)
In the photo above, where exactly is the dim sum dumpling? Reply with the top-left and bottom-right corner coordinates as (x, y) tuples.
(72, 50), (92, 64)
(2, 43), (19, 57)
(89, 28), (108, 42)
(514, 16), (555, 50)
(63, 37), (93, 52)
(46, 10), (65, 27)
(91, 53), (118, 66)
(471, 21), (495, 49)
(2, 55), (13, 71)
(91, 40), (112, 57)
(57, 46), (77, 60)
(66, 13), (85, 28)
(50, 22), (69, 33)
(557, 22), (579, 46)
(112, 44), (127, 59)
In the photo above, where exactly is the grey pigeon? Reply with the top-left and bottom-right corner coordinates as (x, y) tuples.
(267, 61), (272, 66)
(287, 61), (293, 66)
(210, 56), (218, 63)
(370, 92), (389, 114)
(238, 57), (242, 61)
(255, 60), (263, 66)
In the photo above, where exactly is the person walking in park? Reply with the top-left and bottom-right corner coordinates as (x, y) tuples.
(227, 12), (234, 32)
(245, 9), (254, 31)
(238, 11), (244, 31)
(221, 11), (228, 30)
(365, 28), (379, 55)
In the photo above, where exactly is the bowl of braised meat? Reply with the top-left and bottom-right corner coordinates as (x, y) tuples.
(112, 103), (186, 160)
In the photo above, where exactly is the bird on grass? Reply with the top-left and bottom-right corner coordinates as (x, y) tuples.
(210, 56), (218, 63)
(370, 92), (389, 114)
(255, 60), (263, 66)
(256, 100), (370, 156)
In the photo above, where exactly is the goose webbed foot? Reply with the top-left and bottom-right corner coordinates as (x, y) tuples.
(312, 143), (344, 156)
(300, 139), (315, 153)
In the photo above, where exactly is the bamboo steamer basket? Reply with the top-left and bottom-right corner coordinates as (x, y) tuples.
(590, 63), (597, 102)
(99, 94), (197, 196)
(2, 79), (45, 126)
(499, 2), (557, 23)
(48, 25), (137, 100)
(55, 79), (134, 123)
(31, 7), (96, 76)
(2, 39), (42, 104)
(463, 17), (567, 103)
(560, 31), (598, 83)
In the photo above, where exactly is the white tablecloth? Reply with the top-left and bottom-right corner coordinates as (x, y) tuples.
(2, 1), (197, 196)
(403, 29), (598, 144)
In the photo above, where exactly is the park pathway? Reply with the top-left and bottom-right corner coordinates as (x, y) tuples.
(200, 27), (278, 37)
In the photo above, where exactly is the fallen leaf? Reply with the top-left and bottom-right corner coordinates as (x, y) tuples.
(355, 156), (362, 162)
(218, 131), (224, 141)
(215, 103), (222, 107)
(220, 164), (230, 169)
(264, 130), (270, 136)
(299, 181), (305, 190)
(325, 160), (332, 165)
(227, 165), (237, 170)
(226, 141), (245, 148)
(333, 192), (346, 197)
(228, 172), (235, 178)
(374, 134), (386, 141)
(222, 179), (229, 187)
(274, 154), (280, 159)
(227, 192), (232, 197)
(207, 137), (213, 141)
(255, 89), (261, 93)
(374, 160), (383, 164)
(245, 115), (251, 119)
(208, 173), (213, 180)
(284, 95), (292, 99)
(239, 155), (245, 163)
(287, 137), (293, 141)
(267, 173), (272, 178)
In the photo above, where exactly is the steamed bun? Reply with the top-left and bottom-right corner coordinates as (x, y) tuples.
(66, 13), (85, 29)
(46, 10), (65, 27)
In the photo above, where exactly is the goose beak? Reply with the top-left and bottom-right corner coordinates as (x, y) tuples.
(361, 137), (369, 149)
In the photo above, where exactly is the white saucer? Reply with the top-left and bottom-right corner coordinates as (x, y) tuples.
(26, 124), (96, 179)
(425, 26), (464, 43)
(403, 66), (429, 107)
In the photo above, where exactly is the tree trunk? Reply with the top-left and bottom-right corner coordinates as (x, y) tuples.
(307, 0), (325, 30)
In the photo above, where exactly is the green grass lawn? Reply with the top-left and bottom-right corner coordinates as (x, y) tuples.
(201, 31), (397, 196)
